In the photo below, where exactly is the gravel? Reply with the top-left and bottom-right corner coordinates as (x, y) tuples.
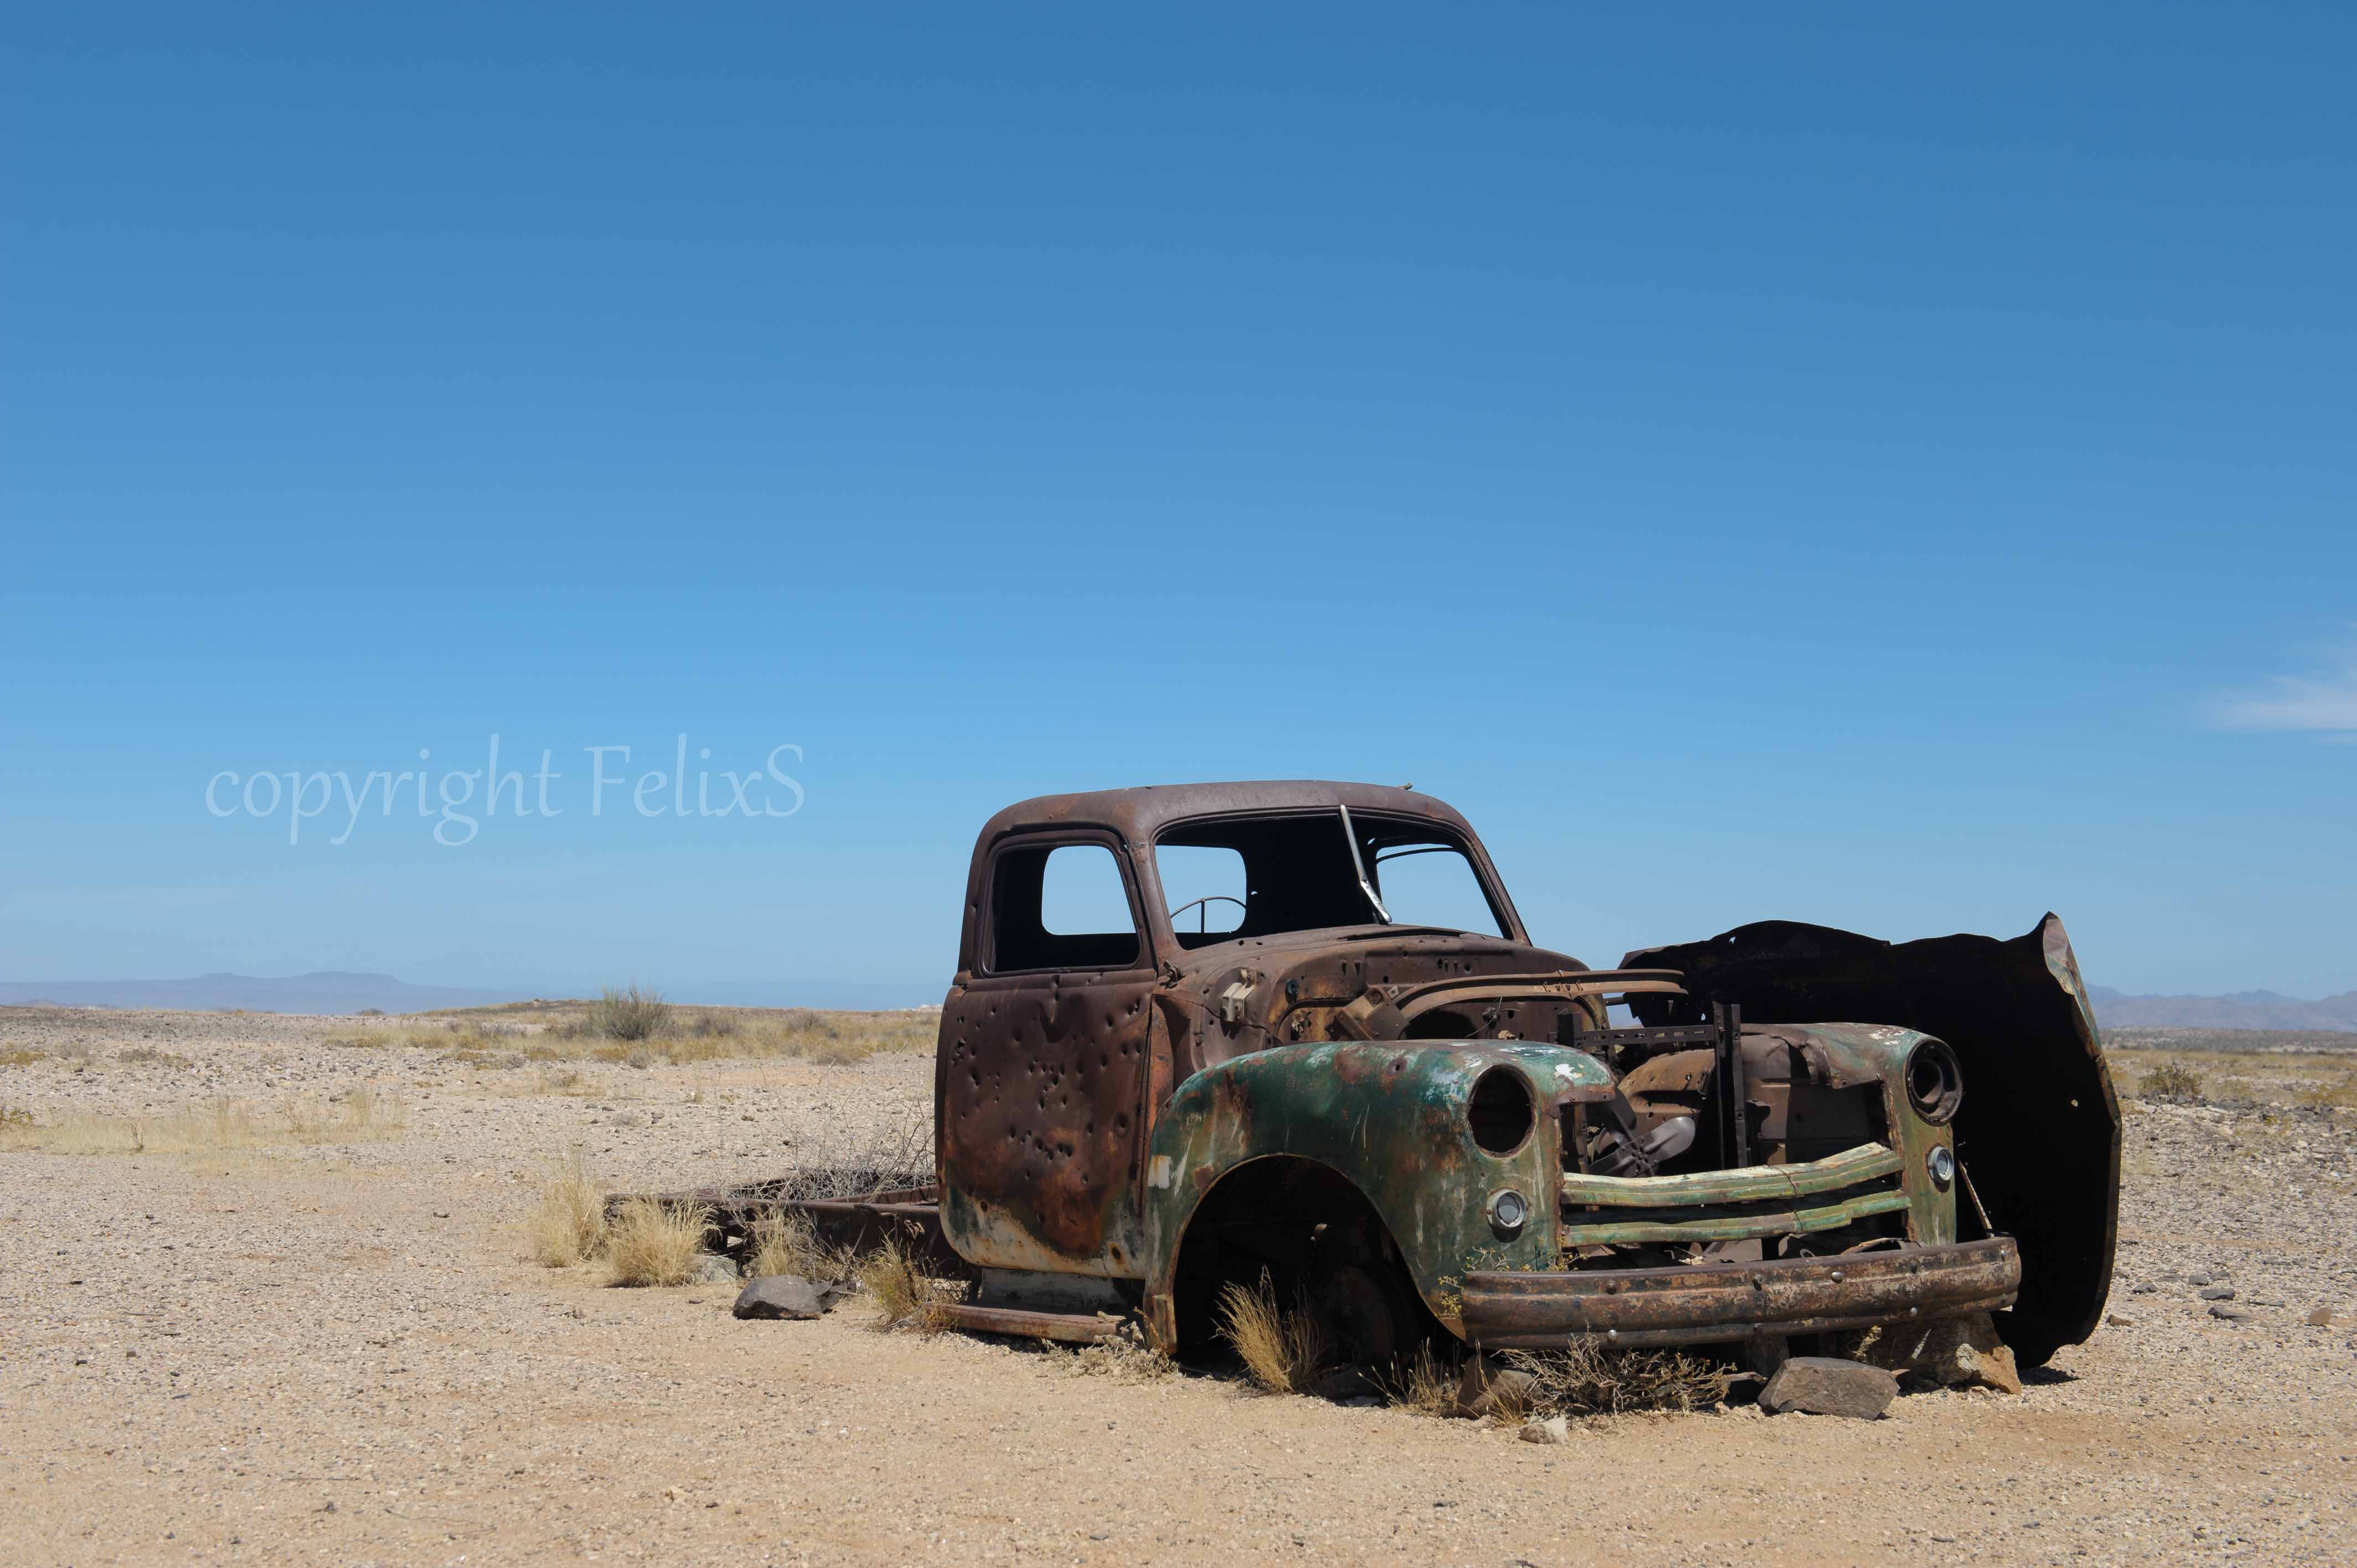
(2, 1007), (2353, 1565)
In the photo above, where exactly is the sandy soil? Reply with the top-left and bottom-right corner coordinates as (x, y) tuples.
(2, 1009), (2352, 1567)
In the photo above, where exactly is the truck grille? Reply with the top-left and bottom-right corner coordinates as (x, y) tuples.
(1556, 1141), (1907, 1249)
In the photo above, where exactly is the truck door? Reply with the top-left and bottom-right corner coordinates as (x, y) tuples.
(936, 831), (1158, 1278)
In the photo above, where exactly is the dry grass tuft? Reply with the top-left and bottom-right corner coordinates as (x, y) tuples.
(604, 1198), (713, 1287)
(0, 1045), (44, 1068)
(586, 986), (673, 1042)
(0, 1091), (403, 1155)
(1215, 1272), (1326, 1394)
(747, 1210), (856, 1284)
(1502, 1340), (1734, 1418)
(862, 1229), (956, 1333)
(285, 1086), (406, 1144)
(1377, 1343), (1465, 1416)
(2139, 1060), (2205, 1100)
(529, 1152), (607, 1267)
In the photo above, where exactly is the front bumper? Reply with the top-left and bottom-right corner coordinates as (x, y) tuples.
(1459, 1236), (2021, 1349)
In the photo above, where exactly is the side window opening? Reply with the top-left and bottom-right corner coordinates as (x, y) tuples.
(989, 841), (1141, 972)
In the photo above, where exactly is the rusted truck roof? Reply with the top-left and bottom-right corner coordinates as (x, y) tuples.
(975, 780), (1474, 847)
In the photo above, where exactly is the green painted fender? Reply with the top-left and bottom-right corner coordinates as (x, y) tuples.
(1138, 1040), (1613, 1334)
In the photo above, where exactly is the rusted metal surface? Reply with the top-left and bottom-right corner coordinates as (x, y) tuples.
(936, 1302), (1125, 1343)
(1461, 1237), (2023, 1349)
(610, 781), (2112, 1366)
(1624, 914), (2118, 1366)
(935, 964), (1157, 1277)
(933, 782), (1592, 1286)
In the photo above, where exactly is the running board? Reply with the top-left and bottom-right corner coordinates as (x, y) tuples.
(938, 1302), (1126, 1343)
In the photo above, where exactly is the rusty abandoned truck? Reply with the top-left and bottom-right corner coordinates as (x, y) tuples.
(681, 781), (2120, 1370)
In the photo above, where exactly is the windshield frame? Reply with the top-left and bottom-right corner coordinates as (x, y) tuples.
(1143, 806), (1525, 951)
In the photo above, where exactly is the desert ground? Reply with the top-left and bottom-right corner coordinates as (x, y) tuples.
(2, 1006), (2352, 1567)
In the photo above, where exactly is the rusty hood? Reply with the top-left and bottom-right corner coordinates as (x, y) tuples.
(1622, 912), (2120, 1367)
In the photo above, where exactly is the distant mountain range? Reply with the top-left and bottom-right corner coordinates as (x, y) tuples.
(2088, 985), (2357, 1033)
(8, 971), (2347, 1030)
(0, 972), (937, 1015)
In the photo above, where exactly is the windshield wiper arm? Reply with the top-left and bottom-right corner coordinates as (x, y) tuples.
(1337, 804), (1392, 924)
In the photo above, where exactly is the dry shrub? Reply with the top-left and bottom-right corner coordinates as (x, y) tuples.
(445, 1047), (527, 1071)
(116, 1046), (194, 1069)
(529, 1152), (606, 1267)
(2297, 1078), (2357, 1111)
(758, 1113), (934, 1202)
(747, 1210), (855, 1283)
(440, 999), (934, 1066)
(1502, 1340), (1733, 1418)
(0, 1046), (44, 1068)
(1215, 1272), (1325, 1394)
(588, 986), (672, 1042)
(2139, 1061), (2205, 1100)
(1068, 1333), (1176, 1382)
(605, 1198), (712, 1287)
(1377, 1343), (1464, 1417)
(343, 1084), (403, 1132)
(862, 1229), (955, 1333)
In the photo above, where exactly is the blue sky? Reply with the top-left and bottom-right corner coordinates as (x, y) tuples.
(4, 5), (2351, 1001)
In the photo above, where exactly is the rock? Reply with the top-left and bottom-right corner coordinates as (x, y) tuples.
(1517, 1415), (1570, 1445)
(2209, 1303), (2253, 1323)
(1956, 1340), (2023, 1396)
(2106, 1313), (2135, 1327)
(2131, 1282), (2157, 1294)
(1854, 1312), (2018, 1394)
(2188, 1270), (2212, 1286)
(2307, 1307), (2334, 1327)
(732, 1275), (833, 1320)
(1758, 1357), (1897, 1420)
(2198, 1286), (2235, 1301)
(691, 1254), (740, 1286)
(1454, 1356), (1540, 1419)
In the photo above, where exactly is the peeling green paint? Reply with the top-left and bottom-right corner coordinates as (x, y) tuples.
(1140, 1040), (1607, 1319)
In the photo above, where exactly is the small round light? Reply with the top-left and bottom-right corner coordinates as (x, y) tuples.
(1926, 1145), (1956, 1190)
(1488, 1188), (1530, 1234)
